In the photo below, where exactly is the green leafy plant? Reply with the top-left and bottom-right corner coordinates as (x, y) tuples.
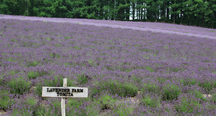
(162, 84), (181, 100)
(175, 95), (202, 115)
(27, 70), (48, 79)
(210, 93), (216, 103)
(55, 44), (61, 47)
(0, 90), (14, 109)
(198, 81), (213, 93)
(145, 66), (154, 72)
(182, 78), (197, 86)
(25, 96), (38, 106)
(28, 71), (39, 79)
(66, 98), (95, 116)
(35, 82), (43, 97)
(188, 90), (206, 101)
(64, 36), (71, 39)
(11, 95), (38, 116)
(27, 61), (39, 67)
(49, 53), (61, 58)
(105, 80), (138, 97)
(98, 94), (116, 110)
(77, 73), (91, 85)
(139, 95), (161, 108)
(141, 82), (160, 94)
(33, 103), (48, 116)
(34, 98), (61, 116)
(8, 77), (31, 95)
(113, 99), (135, 116)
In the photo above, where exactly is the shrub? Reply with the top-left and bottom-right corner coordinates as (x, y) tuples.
(210, 93), (216, 103)
(113, 98), (136, 116)
(33, 98), (61, 116)
(188, 90), (206, 102)
(105, 80), (138, 97)
(27, 61), (39, 67)
(198, 80), (213, 93)
(141, 82), (160, 94)
(27, 70), (49, 79)
(0, 90), (14, 109)
(77, 73), (91, 85)
(175, 94), (202, 115)
(181, 78), (197, 86)
(8, 77), (31, 95)
(162, 84), (181, 100)
(10, 94), (38, 116)
(139, 94), (161, 108)
(66, 98), (97, 116)
(97, 94), (116, 110)
(33, 102), (49, 116)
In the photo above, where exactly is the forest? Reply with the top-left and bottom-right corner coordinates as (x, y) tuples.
(0, 0), (216, 28)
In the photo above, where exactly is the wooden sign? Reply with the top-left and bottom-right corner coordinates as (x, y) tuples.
(42, 87), (88, 98)
(42, 78), (88, 116)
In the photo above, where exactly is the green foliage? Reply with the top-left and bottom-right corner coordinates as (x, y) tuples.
(34, 98), (61, 116)
(11, 94), (38, 116)
(27, 70), (48, 79)
(11, 108), (32, 116)
(27, 71), (38, 79)
(190, 90), (206, 101)
(98, 94), (116, 110)
(76, 73), (91, 85)
(162, 84), (181, 100)
(105, 80), (138, 97)
(33, 103), (48, 116)
(8, 77), (31, 95)
(141, 82), (160, 94)
(0, 74), (4, 84)
(175, 95), (202, 115)
(181, 78), (197, 86)
(145, 66), (154, 72)
(49, 53), (61, 58)
(157, 76), (167, 84)
(35, 82), (43, 97)
(25, 96), (38, 106)
(113, 99), (135, 116)
(139, 95), (161, 108)
(64, 36), (71, 39)
(210, 93), (216, 103)
(66, 98), (100, 116)
(198, 80), (214, 93)
(74, 46), (81, 50)
(27, 61), (39, 67)
(0, 90), (14, 109)
(90, 79), (138, 99)
(55, 44), (61, 47)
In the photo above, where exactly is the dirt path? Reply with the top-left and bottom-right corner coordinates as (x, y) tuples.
(0, 14), (216, 40)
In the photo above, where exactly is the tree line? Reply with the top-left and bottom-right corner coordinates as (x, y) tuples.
(0, 0), (215, 29)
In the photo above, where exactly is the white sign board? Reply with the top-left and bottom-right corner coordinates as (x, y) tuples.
(42, 78), (88, 116)
(42, 87), (88, 98)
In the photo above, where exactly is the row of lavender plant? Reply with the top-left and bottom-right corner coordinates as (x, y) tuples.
(0, 18), (216, 115)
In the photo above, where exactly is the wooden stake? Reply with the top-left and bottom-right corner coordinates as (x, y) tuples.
(61, 78), (67, 116)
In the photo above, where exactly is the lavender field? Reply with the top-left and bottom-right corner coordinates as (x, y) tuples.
(1, 17), (216, 116)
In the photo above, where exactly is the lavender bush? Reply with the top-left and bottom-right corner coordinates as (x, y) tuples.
(0, 17), (216, 116)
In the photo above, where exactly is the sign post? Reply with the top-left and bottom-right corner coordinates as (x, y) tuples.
(42, 78), (88, 116)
